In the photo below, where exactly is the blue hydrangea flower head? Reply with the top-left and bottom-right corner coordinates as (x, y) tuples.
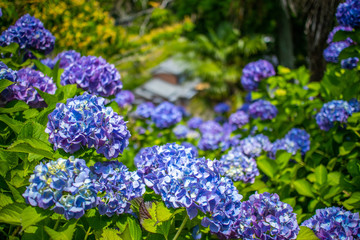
(173, 124), (190, 139)
(151, 102), (182, 129)
(323, 40), (353, 63)
(2, 67), (56, 108)
(241, 60), (276, 91)
(181, 142), (198, 157)
(46, 93), (131, 159)
(327, 26), (353, 44)
(136, 102), (155, 118)
(219, 148), (259, 183)
(349, 98), (360, 112)
(41, 50), (81, 69)
(316, 100), (353, 131)
(214, 102), (230, 113)
(23, 156), (97, 220)
(61, 56), (122, 97)
(238, 134), (272, 157)
(187, 117), (203, 129)
(0, 14), (55, 55)
(341, 57), (359, 69)
(336, 0), (360, 28)
(198, 121), (224, 150)
(92, 161), (145, 217)
(284, 128), (311, 155)
(114, 90), (135, 108)
(236, 192), (300, 240)
(249, 100), (278, 120)
(301, 207), (360, 240)
(229, 111), (249, 129)
(269, 138), (300, 159)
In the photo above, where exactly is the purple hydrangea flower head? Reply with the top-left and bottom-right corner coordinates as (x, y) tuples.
(323, 40), (353, 63)
(269, 138), (300, 159)
(301, 207), (360, 240)
(181, 142), (198, 157)
(0, 14), (55, 55)
(136, 102), (155, 118)
(236, 192), (300, 240)
(219, 148), (259, 183)
(151, 102), (182, 129)
(42, 50), (81, 69)
(45, 93), (131, 159)
(229, 111), (249, 129)
(0, 64), (17, 82)
(23, 156), (97, 220)
(3, 68), (56, 108)
(336, 0), (360, 28)
(187, 117), (203, 129)
(61, 56), (122, 97)
(177, 105), (190, 117)
(341, 57), (359, 69)
(316, 100), (353, 131)
(114, 90), (135, 108)
(241, 60), (276, 91)
(198, 121), (224, 150)
(249, 100), (278, 120)
(214, 102), (230, 113)
(284, 128), (311, 155)
(238, 103), (251, 113)
(238, 134), (272, 157)
(173, 124), (190, 139)
(0, 8), (2, 18)
(199, 120), (223, 134)
(92, 161), (145, 217)
(349, 98), (360, 112)
(327, 26), (353, 44)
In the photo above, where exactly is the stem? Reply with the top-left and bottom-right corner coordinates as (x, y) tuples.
(172, 215), (188, 240)
(54, 216), (61, 231)
(11, 226), (21, 237)
(84, 226), (92, 240)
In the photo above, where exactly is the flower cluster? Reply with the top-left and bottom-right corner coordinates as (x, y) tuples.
(327, 26), (353, 44)
(219, 147), (259, 183)
(198, 121), (224, 150)
(41, 50), (81, 69)
(336, 0), (360, 28)
(173, 124), (190, 139)
(2, 67), (56, 108)
(136, 102), (155, 118)
(316, 100), (355, 131)
(46, 93), (131, 159)
(238, 134), (272, 157)
(114, 90), (135, 108)
(181, 142), (198, 157)
(241, 60), (276, 91)
(349, 98), (360, 112)
(323, 40), (353, 63)
(229, 111), (249, 129)
(0, 14), (55, 55)
(301, 207), (360, 240)
(151, 102), (182, 129)
(0, 62), (17, 82)
(341, 57), (359, 69)
(249, 100), (278, 120)
(61, 56), (122, 97)
(214, 102), (230, 113)
(187, 117), (203, 129)
(92, 161), (145, 217)
(23, 157), (97, 220)
(236, 192), (299, 240)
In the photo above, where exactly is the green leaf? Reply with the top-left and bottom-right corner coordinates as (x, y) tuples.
(21, 206), (48, 230)
(0, 43), (19, 54)
(275, 151), (292, 169)
(86, 209), (112, 231)
(297, 226), (319, 240)
(8, 184), (25, 203)
(347, 159), (360, 178)
(141, 201), (172, 238)
(6, 138), (54, 159)
(0, 203), (25, 225)
(23, 109), (39, 120)
(315, 165), (328, 186)
(33, 60), (53, 77)
(0, 149), (19, 177)
(127, 216), (142, 240)
(34, 87), (58, 106)
(0, 193), (14, 209)
(0, 114), (23, 134)
(18, 120), (50, 144)
(22, 226), (48, 240)
(44, 219), (77, 240)
(343, 192), (360, 210)
(100, 229), (122, 240)
(0, 79), (14, 93)
(59, 84), (77, 101)
(0, 101), (29, 113)
(257, 156), (278, 179)
(324, 185), (342, 200)
(293, 179), (315, 198)
(156, 201), (173, 222)
(339, 142), (356, 156)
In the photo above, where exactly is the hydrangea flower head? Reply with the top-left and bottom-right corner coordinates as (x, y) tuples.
(323, 40), (353, 63)
(187, 117), (203, 129)
(198, 120), (224, 150)
(114, 90), (135, 108)
(238, 134), (272, 157)
(41, 50), (81, 69)
(316, 100), (353, 131)
(0, 14), (55, 55)
(173, 124), (190, 139)
(151, 102), (182, 129)
(61, 56), (122, 97)
(181, 142), (198, 157)
(249, 100), (278, 120)
(23, 156), (97, 220)
(284, 128), (310, 154)
(136, 102), (155, 118)
(46, 93), (131, 159)
(327, 26), (353, 44)
(219, 148), (259, 183)
(3, 68), (56, 108)
(349, 98), (360, 112)
(341, 57), (359, 69)
(336, 0), (360, 28)
(236, 192), (299, 240)
(92, 161), (145, 217)
(214, 102), (230, 113)
(229, 111), (249, 129)
(241, 60), (275, 91)
(301, 207), (360, 240)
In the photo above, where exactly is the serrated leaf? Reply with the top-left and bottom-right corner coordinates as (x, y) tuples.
(34, 87), (58, 106)
(44, 219), (77, 240)
(0, 193), (14, 209)
(315, 165), (328, 186)
(0, 114), (23, 134)
(343, 192), (360, 210)
(275, 151), (292, 170)
(297, 226), (319, 240)
(156, 201), (173, 222)
(21, 206), (48, 230)
(8, 184), (25, 203)
(86, 209), (112, 231)
(100, 228), (122, 240)
(0, 101), (29, 113)
(23, 109), (39, 120)
(0, 203), (25, 225)
(6, 138), (54, 159)
(0, 149), (19, 177)
(293, 179), (315, 198)
(18, 120), (50, 144)
(0, 79), (14, 93)
(0, 43), (19, 54)
(127, 216), (142, 240)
